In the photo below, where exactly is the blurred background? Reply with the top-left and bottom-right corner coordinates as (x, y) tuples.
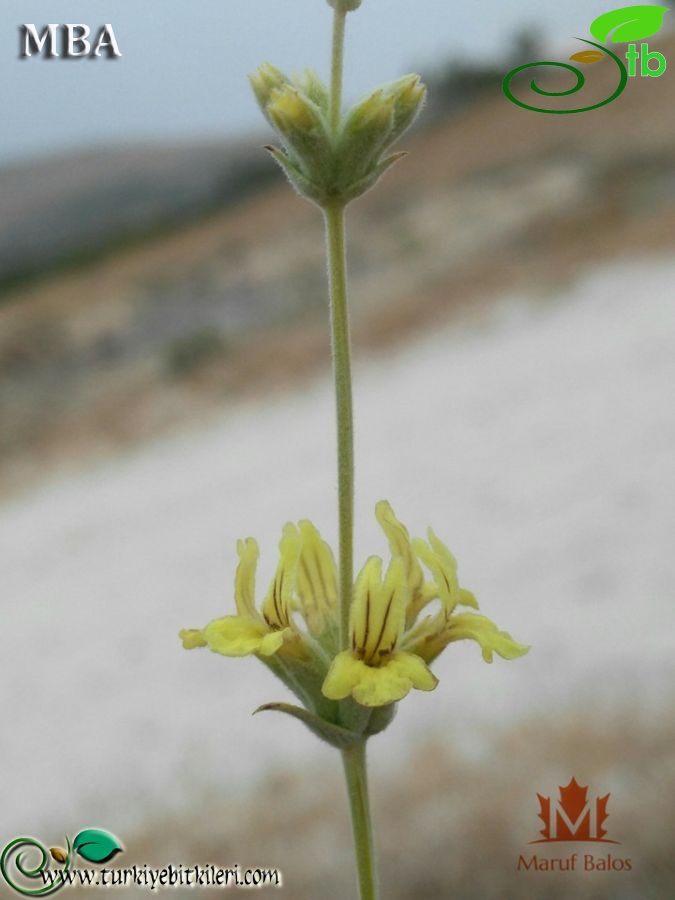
(1, 1), (674, 897)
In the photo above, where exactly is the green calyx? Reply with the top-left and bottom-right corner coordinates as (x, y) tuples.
(254, 700), (396, 750)
(249, 66), (426, 207)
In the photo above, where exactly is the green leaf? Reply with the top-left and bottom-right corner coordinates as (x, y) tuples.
(253, 702), (362, 748)
(590, 5), (669, 44)
(72, 829), (123, 864)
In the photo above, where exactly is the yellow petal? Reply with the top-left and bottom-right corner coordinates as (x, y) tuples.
(446, 613), (529, 663)
(262, 523), (300, 630)
(179, 628), (207, 650)
(375, 500), (426, 611)
(322, 650), (437, 707)
(234, 538), (259, 619)
(400, 610), (445, 655)
(413, 528), (465, 614)
(296, 520), (337, 634)
(203, 616), (285, 658)
(375, 501), (422, 585)
(459, 588), (479, 610)
(350, 556), (382, 652)
(321, 651), (363, 700)
(369, 557), (408, 660)
(350, 556), (409, 663)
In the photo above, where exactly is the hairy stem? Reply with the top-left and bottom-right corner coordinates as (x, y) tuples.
(324, 201), (353, 652)
(330, 9), (347, 132)
(327, 11), (377, 899)
(342, 741), (378, 900)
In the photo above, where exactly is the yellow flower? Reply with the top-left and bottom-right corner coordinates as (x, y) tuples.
(375, 499), (433, 626)
(322, 502), (528, 708)
(181, 501), (528, 718)
(180, 524), (301, 659)
(402, 529), (529, 665)
(322, 556), (438, 707)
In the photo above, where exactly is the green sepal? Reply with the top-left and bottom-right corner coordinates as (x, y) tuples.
(363, 702), (397, 737)
(385, 75), (427, 147)
(266, 90), (332, 182)
(340, 152), (408, 203)
(335, 91), (396, 190)
(254, 702), (362, 749)
(264, 146), (324, 204)
(293, 69), (330, 114)
(339, 696), (397, 737)
(338, 696), (375, 735)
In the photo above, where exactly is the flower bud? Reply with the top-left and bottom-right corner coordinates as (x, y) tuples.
(266, 85), (332, 183)
(385, 74), (427, 145)
(250, 61), (426, 206)
(335, 89), (396, 193)
(293, 68), (330, 114)
(327, 0), (362, 11)
(249, 63), (290, 120)
(267, 87), (317, 134)
(330, 75), (426, 202)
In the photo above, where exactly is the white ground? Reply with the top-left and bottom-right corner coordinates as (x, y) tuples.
(2, 259), (674, 839)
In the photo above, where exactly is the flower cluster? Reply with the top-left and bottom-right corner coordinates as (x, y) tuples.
(180, 502), (527, 744)
(249, 64), (426, 206)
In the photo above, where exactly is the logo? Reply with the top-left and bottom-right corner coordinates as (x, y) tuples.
(1, 829), (123, 896)
(532, 777), (618, 843)
(503, 4), (669, 114)
(517, 778), (633, 874)
(0, 831), (282, 894)
(19, 24), (122, 59)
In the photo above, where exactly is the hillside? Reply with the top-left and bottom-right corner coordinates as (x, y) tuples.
(1, 35), (675, 494)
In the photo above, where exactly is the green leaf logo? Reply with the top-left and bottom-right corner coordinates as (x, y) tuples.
(590, 5), (669, 44)
(72, 829), (123, 864)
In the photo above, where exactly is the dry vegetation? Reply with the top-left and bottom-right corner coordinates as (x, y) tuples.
(2, 35), (675, 496)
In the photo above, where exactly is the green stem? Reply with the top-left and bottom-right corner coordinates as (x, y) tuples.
(330, 9), (347, 132)
(342, 741), (378, 900)
(324, 202), (353, 652)
(326, 12), (377, 900)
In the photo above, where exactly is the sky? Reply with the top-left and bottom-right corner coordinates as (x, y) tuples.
(0, 1), (638, 166)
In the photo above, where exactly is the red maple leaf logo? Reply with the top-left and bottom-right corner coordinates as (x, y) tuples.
(532, 777), (618, 843)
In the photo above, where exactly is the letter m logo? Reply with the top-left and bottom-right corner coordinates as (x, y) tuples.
(532, 778), (618, 843)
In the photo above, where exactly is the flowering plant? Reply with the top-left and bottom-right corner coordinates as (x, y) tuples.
(181, 3), (528, 896)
